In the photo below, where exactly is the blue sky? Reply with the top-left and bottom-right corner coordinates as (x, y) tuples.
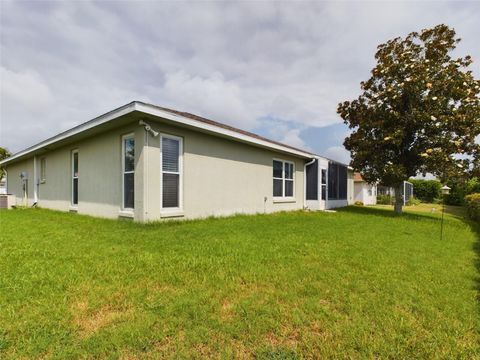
(1, 1), (479, 163)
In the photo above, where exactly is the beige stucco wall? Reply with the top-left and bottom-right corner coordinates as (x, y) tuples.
(6, 158), (35, 206)
(140, 121), (306, 221)
(5, 119), (306, 221)
(6, 123), (142, 218)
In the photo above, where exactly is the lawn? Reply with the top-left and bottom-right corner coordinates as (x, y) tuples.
(0, 206), (478, 359)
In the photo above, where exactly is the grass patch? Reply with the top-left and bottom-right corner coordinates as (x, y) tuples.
(0, 206), (478, 358)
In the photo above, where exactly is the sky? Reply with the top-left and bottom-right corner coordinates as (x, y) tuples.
(1, 1), (479, 164)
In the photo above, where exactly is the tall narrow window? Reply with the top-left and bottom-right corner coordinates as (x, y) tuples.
(273, 160), (283, 197)
(72, 150), (78, 205)
(161, 135), (182, 209)
(122, 135), (135, 209)
(272, 159), (295, 198)
(40, 158), (46, 183)
(321, 169), (327, 200)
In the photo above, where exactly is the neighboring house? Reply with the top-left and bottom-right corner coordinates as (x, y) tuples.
(0, 176), (6, 194)
(0, 101), (354, 221)
(353, 173), (377, 205)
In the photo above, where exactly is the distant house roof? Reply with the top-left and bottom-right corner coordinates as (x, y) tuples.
(0, 101), (350, 167)
(354, 172), (364, 182)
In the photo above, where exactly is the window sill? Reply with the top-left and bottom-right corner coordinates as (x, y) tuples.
(118, 210), (134, 218)
(273, 198), (296, 203)
(160, 210), (185, 218)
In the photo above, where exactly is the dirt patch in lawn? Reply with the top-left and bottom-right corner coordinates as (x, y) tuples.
(71, 299), (134, 338)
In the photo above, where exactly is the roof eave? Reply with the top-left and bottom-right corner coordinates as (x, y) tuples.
(1, 101), (316, 166)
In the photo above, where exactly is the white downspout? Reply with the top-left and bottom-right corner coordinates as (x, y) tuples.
(145, 129), (148, 221)
(33, 155), (38, 204)
(139, 120), (159, 221)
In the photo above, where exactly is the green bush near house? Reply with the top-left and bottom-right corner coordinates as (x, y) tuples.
(406, 196), (421, 206)
(377, 194), (392, 205)
(409, 179), (441, 203)
(464, 193), (480, 221)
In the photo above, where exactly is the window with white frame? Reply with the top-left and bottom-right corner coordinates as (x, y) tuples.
(40, 157), (46, 183)
(161, 134), (182, 209)
(71, 150), (78, 205)
(273, 159), (294, 198)
(122, 134), (135, 209)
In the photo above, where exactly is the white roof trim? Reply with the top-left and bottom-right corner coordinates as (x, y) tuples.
(135, 102), (314, 159)
(0, 102), (137, 166)
(1, 101), (316, 165)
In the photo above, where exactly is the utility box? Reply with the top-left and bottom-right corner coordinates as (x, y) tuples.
(0, 194), (16, 209)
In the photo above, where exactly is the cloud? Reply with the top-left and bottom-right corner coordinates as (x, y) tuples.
(1, 67), (53, 109)
(0, 1), (479, 154)
(155, 70), (255, 129)
(323, 146), (351, 164)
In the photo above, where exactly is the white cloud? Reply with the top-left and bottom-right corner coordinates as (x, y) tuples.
(0, 67), (53, 109)
(324, 146), (351, 164)
(0, 1), (478, 154)
(157, 70), (255, 129)
(279, 128), (309, 150)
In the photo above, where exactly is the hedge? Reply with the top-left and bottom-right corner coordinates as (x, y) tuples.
(464, 193), (480, 222)
(408, 179), (441, 203)
(446, 178), (480, 206)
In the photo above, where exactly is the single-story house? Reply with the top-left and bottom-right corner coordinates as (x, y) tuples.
(353, 172), (377, 205)
(0, 101), (354, 221)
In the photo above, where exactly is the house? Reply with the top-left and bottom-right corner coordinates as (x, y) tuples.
(353, 172), (377, 205)
(0, 101), (354, 221)
(0, 175), (6, 195)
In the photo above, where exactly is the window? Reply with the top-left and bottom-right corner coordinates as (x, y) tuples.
(40, 158), (46, 183)
(328, 163), (338, 200)
(328, 162), (347, 200)
(161, 135), (182, 209)
(273, 159), (295, 198)
(71, 150), (78, 205)
(122, 135), (135, 209)
(305, 159), (318, 200)
(321, 169), (327, 200)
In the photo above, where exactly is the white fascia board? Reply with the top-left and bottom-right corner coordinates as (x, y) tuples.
(0, 102), (137, 166)
(135, 102), (314, 159)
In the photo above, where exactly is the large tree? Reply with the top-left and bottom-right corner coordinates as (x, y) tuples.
(0, 147), (11, 180)
(338, 24), (480, 214)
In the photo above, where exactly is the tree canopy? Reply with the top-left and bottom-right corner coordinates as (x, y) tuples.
(0, 147), (11, 180)
(338, 24), (480, 213)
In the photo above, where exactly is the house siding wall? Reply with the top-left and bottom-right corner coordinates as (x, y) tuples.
(354, 182), (377, 205)
(6, 158), (35, 206)
(142, 121), (305, 221)
(5, 120), (306, 221)
(6, 124), (142, 218)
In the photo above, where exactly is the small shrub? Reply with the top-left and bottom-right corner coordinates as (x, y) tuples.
(464, 193), (480, 222)
(406, 197), (421, 206)
(354, 201), (364, 206)
(377, 194), (392, 205)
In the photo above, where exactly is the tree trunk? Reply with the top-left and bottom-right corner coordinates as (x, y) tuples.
(394, 183), (404, 214)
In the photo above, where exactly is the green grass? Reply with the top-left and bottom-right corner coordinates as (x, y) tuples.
(0, 206), (478, 359)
